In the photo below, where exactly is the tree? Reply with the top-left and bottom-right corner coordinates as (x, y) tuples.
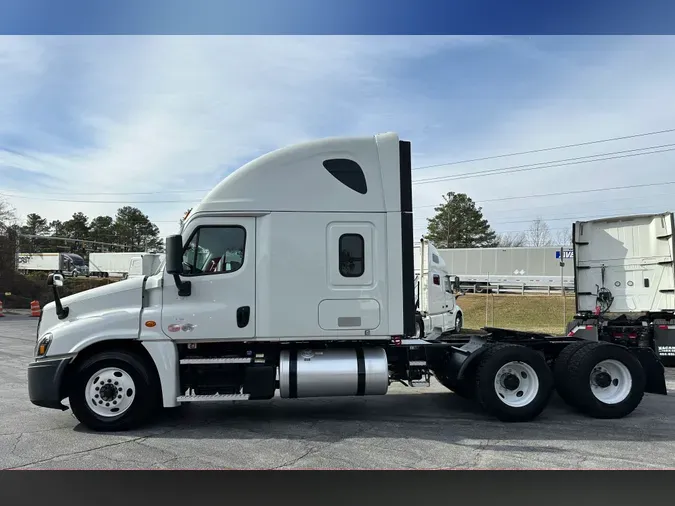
(554, 228), (572, 246)
(0, 198), (18, 272)
(425, 192), (498, 248)
(526, 218), (554, 247)
(62, 212), (90, 255)
(88, 216), (115, 251)
(497, 231), (527, 247)
(19, 213), (51, 253)
(114, 206), (163, 252)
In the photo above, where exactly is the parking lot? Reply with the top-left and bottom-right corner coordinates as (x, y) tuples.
(2, 314), (675, 470)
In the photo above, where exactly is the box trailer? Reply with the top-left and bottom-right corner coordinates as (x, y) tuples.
(435, 246), (575, 292)
(27, 133), (666, 432)
(567, 212), (675, 365)
(88, 252), (147, 278)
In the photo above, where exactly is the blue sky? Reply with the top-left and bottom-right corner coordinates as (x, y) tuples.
(1, 35), (675, 242)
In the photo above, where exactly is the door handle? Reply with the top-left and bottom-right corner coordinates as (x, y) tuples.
(236, 306), (250, 328)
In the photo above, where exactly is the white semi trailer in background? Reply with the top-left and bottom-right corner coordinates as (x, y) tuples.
(436, 246), (575, 293)
(567, 212), (675, 366)
(88, 252), (149, 278)
(27, 132), (667, 432)
(17, 252), (88, 277)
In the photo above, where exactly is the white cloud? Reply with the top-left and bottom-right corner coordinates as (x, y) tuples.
(1, 35), (675, 243)
(0, 35), (494, 238)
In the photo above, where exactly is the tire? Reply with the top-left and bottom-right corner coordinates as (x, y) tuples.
(69, 350), (160, 432)
(553, 340), (599, 407)
(434, 371), (475, 399)
(414, 317), (424, 339)
(474, 344), (554, 422)
(454, 313), (463, 334)
(565, 343), (646, 419)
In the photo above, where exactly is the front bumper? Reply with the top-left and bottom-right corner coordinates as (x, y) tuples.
(27, 357), (71, 410)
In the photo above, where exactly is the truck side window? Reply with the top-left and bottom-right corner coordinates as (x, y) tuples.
(433, 274), (440, 286)
(182, 226), (246, 276)
(339, 233), (364, 277)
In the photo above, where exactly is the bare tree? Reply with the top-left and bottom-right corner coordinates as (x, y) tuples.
(526, 218), (554, 247)
(554, 228), (572, 246)
(497, 231), (527, 247)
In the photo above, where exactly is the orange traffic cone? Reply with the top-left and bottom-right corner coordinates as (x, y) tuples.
(0, 301), (4, 317)
(30, 300), (41, 317)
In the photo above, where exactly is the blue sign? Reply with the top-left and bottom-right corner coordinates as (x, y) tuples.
(556, 250), (574, 259)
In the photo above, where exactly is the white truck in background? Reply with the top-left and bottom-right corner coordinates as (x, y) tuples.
(27, 132), (667, 432)
(127, 253), (166, 279)
(17, 252), (88, 277)
(567, 212), (675, 366)
(414, 238), (464, 339)
(88, 252), (149, 278)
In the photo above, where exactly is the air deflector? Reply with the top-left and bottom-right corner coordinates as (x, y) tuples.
(322, 159), (368, 195)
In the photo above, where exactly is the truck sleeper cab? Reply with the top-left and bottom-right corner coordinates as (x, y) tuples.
(27, 133), (667, 432)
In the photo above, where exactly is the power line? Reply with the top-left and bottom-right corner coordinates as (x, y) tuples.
(6, 127), (675, 198)
(412, 127), (675, 171)
(412, 144), (675, 185)
(413, 180), (675, 210)
(5, 143), (675, 205)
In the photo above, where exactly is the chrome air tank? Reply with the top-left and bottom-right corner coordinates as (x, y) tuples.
(279, 347), (389, 398)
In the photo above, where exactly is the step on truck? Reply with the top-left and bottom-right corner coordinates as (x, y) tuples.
(567, 212), (675, 367)
(27, 133), (667, 432)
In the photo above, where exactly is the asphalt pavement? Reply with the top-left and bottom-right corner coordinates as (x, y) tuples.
(2, 314), (675, 469)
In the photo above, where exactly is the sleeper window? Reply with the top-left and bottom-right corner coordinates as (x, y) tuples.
(339, 233), (365, 277)
(182, 226), (246, 275)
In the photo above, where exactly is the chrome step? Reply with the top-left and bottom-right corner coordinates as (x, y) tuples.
(409, 380), (431, 387)
(177, 393), (250, 402)
(408, 360), (427, 367)
(180, 357), (252, 365)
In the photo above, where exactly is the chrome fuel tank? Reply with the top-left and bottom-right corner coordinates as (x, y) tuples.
(279, 347), (389, 398)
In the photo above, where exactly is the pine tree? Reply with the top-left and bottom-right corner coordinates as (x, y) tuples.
(425, 192), (498, 248)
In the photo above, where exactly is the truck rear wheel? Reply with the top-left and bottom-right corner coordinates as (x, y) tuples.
(553, 340), (598, 407)
(433, 371), (474, 399)
(564, 343), (646, 419)
(69, 350), (160, 432)
(474, 344), (554, 422)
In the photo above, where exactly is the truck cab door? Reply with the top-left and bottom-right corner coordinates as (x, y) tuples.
(443, 276), (456, 331)
(160, 217), (256, 341)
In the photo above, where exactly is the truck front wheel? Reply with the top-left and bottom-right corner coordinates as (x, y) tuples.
(69, 350), (160, 432)
(474, 344), (554, 422)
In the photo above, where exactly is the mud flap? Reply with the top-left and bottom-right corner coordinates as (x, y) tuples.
(631, 347), (667, 395)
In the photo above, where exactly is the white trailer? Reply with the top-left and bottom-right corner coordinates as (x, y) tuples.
(28, 133), (666, 432)
(567, 212), (675, 365)
(17, 252), (87, 277)
(88, 252), (147, 278)
(414, 238), (464, 339)
(127, 253), (166, 279)
(435, 246), (575, 293)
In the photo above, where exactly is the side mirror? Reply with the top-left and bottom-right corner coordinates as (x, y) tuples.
(47, 273), (64, 288)
(165, 235), (191, 297)
(46, 273), (69, 319)
(166, 235), (184, 275)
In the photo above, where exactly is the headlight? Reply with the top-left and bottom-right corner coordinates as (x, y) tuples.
(35, 333), (53, 358)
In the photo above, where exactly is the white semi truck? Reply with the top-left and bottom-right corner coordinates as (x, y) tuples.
(414, 238), (464, 338)
(27, 133), (667, 432)
(566, 212), (675, 366)
(17, 252), (87, 277)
